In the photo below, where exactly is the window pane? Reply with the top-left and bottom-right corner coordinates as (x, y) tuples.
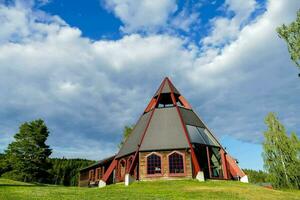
(147, 154), (161, 174)
(169, 152), (184, 174)
(187, 125), (207, 144)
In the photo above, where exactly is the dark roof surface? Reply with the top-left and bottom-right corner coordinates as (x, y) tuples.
(116, 111), (152, 158)
(79, 155), (115, 171)
(115, 77), (223, 158)
(140, 107), (189, 151)
(179, 107), (205, 127)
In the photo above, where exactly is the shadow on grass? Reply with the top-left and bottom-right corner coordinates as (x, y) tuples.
(0, 184), (47, 187)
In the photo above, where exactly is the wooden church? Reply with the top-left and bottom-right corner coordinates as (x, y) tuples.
(79, 77), (248, 187)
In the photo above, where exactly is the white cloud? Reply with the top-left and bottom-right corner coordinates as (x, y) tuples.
(103, 0), (201, 34)
(0, 0), (299, 161)
(103, 0), (177, 33)
(201, 0), (257, 47)
(170, 7), (200, 32)
(225, 0), (257, 20)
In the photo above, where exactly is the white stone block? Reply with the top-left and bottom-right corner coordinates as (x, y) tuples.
(240, 175), (249, 183)
(98, 180), (106, 188)
(196, 171), (205, 182)
(125, 174), (135, 186)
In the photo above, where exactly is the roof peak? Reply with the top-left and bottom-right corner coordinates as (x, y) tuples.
(153, 77), (180, 97)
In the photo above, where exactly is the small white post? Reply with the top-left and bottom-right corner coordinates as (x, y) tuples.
(125, 173), (135, 186)
(98, 180), (106, 188)
(196, 171), (205, 182)
(240, 175), (249, 183)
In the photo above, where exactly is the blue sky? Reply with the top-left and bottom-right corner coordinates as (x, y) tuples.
(0, 0), (299, 171)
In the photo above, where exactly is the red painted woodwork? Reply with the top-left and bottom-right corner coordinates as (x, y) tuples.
(101, 159), (117, 182)
(220, 149), (229, 179)
(225, 154), (245, 178)
(178, 96), (192, 109)
(144, 98), (157, 113)
(206, 146), (212, 178)
(167, 77), (201, 174)
(146, 152), (163, 177)
(127, 78), (167, 175)
(167, 151), (186, 177)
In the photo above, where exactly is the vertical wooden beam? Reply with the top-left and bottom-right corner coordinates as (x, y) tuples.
(168, 78), (201, 174)
(206, 146), (212, 179)
(102, 78), (168, 183)
(220, 149), (229, 179)
(127, 78), (167, 176)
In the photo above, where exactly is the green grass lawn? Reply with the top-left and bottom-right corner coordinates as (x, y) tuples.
(0, 178), (299, 200)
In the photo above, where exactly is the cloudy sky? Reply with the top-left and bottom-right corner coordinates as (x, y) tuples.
(0, 0), (299, 170)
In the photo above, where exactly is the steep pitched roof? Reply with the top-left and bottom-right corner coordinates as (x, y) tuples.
(140, 107), (189, 151)
(116, 77), (222, 159)
(154, 79), (180, 97)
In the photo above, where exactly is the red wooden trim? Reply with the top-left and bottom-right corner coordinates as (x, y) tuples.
(126, 155), (134, 171)
(167, 78), (201, 174)
(126, 81), (166, 176)
(178, 96), (192, 109)
(127, 78), (167, 176)
(118, 158), (127, 181)
(220, 149), (229, 179)
(206, 146), (212, 179)
(144, 98), (157, 113)
(101, 159), (117, 182)
(95, 168), (100, 180)
(102, 79), (167, 182)
(167, 150), (187, 177)
(145, 152), (163, 177)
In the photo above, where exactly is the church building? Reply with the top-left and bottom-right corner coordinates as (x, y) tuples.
(79, 77), (248, 187)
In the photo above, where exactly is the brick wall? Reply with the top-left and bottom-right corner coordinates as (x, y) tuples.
(139, 149), (193, 181)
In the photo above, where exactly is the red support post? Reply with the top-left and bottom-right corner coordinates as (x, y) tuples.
(101, 159), (117, 182)
(206, 146), (212, 178)
(127, 78), (167, 176)
(168, 78), (201, 174)
(220, 149), (229, 179)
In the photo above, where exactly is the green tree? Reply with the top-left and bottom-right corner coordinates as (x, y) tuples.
(0, 153), (11, 176)
(242, 169), (269, 184)
(48, 158), (94, 186)
(262, 113), (300, 189)
(4, 119), (52, 183)
(277, 9), (300, 75)
(118, 125), (134, 149)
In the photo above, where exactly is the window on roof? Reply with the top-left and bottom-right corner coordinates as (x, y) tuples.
(168, 152), (184, 174)
(147, 153), (162, 175)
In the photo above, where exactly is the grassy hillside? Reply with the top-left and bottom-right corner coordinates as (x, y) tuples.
(0, 178), (299, 200)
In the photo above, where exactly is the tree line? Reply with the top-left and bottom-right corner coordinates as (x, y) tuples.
(0, 115), (299, 188)
(0, 119), (94, 186)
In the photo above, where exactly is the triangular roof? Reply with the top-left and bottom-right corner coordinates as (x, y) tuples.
(116, 77), (221, 159)
(153, 79), (180, 97)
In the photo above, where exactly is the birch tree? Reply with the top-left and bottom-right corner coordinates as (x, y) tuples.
(262, 113), (300, 189)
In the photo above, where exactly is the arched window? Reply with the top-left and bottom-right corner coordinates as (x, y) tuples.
(127, 156), (133, 171)
(89, 169), (95, 181)
(119, 159), (126, 179)
(147, 153), (162, 175)
(168, 152), (184, 174)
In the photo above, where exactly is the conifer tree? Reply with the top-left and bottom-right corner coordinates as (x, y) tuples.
(5, 119), (52, 183)
(262, 113), (300, 189)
